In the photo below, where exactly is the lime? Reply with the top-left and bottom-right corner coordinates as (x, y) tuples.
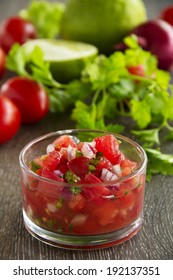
(23, 39), (98, 82)
(60, 0), (147, 54)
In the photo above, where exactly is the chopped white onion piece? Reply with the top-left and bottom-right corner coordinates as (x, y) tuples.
(113, 164), (122, 177)
(67, 145), (77, 160)
(47, 203), (57, 213)
(71, 214), (87, 226)
(81, 142), (96, 159)
(88, 141), (96, 148)
(46, 144), (55, 154)
(53, 169), (63, 177)
(101, 168), (118, 181)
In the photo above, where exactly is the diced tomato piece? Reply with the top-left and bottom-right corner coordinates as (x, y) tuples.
(94, 157), (112, 177)
(53, 135), (77, 150)
(35, 168), (42, 176)
(82, 173), (110, 200)
(126, 175), (140, 190)
(69, 214), (88, 234)
(94, 135), (121, 164)
(122, 167), (132, 176)
(121, 158), (138, 173)
(71, 216), (96, 235)
(68, 156), (90, 178)
(77, 142), (84, 150)
(120, 192), (135, 210)
(37, 168), (64, 199)
(41, 166), (64, 182)
(68, 194), (85, 212)
(95, 158), (112, 173)
(57, 156), (68, 174)
(43, 150), (61, 171)
(93, 201), (119, 226)
(34, 155), (46, 168)
(133, 174), (145, 194)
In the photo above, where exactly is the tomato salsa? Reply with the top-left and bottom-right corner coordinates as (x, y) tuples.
(22, 133), (146, 236)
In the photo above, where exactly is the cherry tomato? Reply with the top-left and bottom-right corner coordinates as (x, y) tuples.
(127, 64), (145, 76)
(0, 96), (21, 144)
(0, 77), (49, 124)
(159, 6), (173, 26)
(0, 16), (37, 53)
(0, 47), (6, 78)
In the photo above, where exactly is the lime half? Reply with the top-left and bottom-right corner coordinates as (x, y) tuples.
(24, 39), (98, 82)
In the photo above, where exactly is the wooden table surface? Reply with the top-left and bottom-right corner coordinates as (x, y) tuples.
(0, 0), (173, 260)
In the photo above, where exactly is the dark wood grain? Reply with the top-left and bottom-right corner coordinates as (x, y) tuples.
(0, 0), (173, 260)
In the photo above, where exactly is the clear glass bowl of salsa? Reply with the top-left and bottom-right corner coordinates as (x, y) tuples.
(19, 129), (147, 249)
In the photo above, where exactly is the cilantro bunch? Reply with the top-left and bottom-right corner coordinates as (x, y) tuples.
(6, 36), (173, 180)
(19, 0), (65, 39)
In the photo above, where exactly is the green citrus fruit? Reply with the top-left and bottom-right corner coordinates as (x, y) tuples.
(23, 39), (98, 82)
(60, 0), (147, 54)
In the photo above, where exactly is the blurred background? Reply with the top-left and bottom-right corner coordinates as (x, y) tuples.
(0, 0), (173, 20)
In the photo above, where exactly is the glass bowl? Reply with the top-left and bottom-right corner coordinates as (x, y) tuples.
(19, 129), (147, 249)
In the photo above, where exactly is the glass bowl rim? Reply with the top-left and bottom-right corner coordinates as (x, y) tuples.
(19, 129), (147, 188)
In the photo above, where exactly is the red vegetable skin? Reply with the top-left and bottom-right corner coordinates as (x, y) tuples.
(127, 64), (145, 76)
(0, 16), (37, 53)
(0, 96), (21, 144)
(94, 134), (121, 165)
(159, 6), (173, 26)
(0, 77), (49, 124)
(0, 47), (6, 78)
(68, 156), (90, 177)
(132, 19), (173, 71)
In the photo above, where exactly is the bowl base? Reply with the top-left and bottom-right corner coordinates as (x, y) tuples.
(23, 210), (143, 250)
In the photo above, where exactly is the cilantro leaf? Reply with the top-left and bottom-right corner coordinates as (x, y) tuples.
(71, 101), (97, 130)
(70, 187), (81, 195)
(72, 101), (124, 133)
(30, 161), (41, 173)
(131, 99), (151, 128)
(165, 130), (173, 141)
(64, 170), (80, 184)
(19, 0), (65, 39)
(145, 148), (173, 180)
(132, 128), (160, 147)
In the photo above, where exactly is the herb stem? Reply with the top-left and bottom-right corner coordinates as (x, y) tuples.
(92, 90), (101, 104)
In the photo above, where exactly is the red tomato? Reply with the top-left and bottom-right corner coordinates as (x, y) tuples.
(68, 156), (90, 177)
(41, 166), (64, 183)
(58, 157), (69, 174)
(68, 194), (85, 212)
(127, 64), (145, 76)
(0, 16), (37, 53)
(0, 77), (49, 124)
(121, 158), (137, 174)
(159, 6), (173, 26)
(0, 96), (21, 144)
(93, 201), (119, 226)
(94, 157), (112, 177)
(94, 134), (121, 164)
(0, 47), (6, 78)
(82, 173), (110, 200)
(53, 135), (77, 150)
(43, 151), (61, 171)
